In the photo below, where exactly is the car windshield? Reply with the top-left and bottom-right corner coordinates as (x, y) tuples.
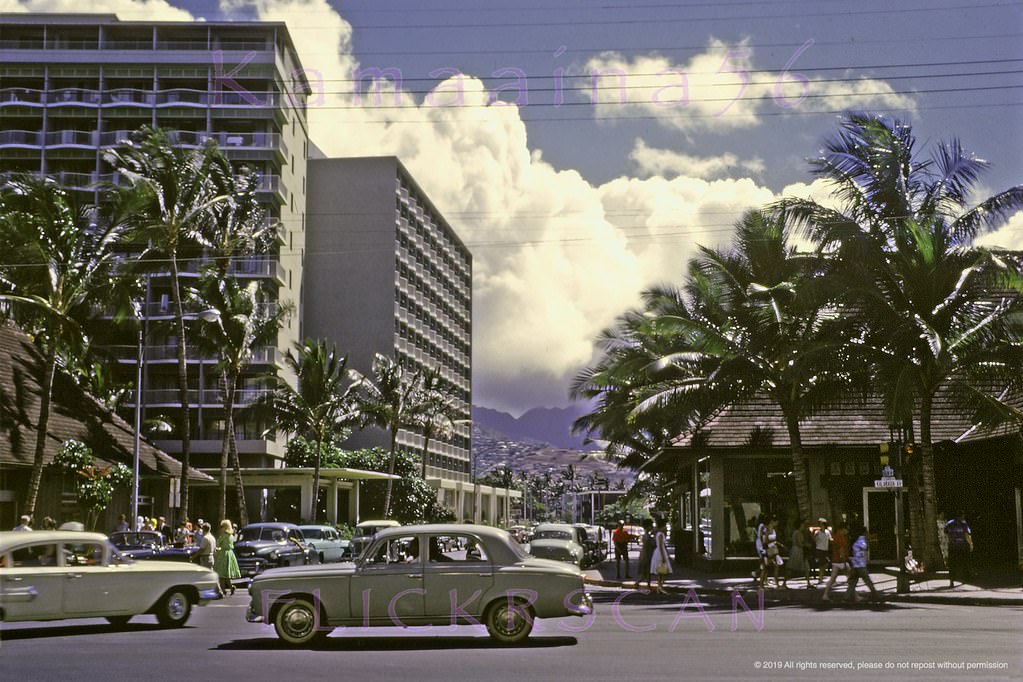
(238, 527), (292, 542)
(110, 532), (161, 547)
(301, 528), (323, 539)
(533, 529), (572, 541)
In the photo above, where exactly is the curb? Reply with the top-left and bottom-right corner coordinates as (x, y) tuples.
(582, 576), (1023, 606)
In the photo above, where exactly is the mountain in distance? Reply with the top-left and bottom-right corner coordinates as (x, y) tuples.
(473, 404), (596, 450)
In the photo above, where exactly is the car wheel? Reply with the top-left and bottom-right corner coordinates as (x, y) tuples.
(307, 548), (319, 564)
(484, 598), (534, 645)
(106, 615), (132, 627)
(155, 589), (192, 627)
(274, 598), (332, 646)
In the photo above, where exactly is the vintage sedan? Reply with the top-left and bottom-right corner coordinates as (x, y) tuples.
(528, 523), (588, 567)
(246, 524), (593, 645)
(109, 531), (201, 563)
(234, 523), (311, 578)
(0, 530), (220, 627)
(298, 525), (351, 563)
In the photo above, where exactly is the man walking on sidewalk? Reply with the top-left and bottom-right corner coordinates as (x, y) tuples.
(847, 526), (880, 602)
(612, 520), (631, 579)
(945, 512), (973, 587)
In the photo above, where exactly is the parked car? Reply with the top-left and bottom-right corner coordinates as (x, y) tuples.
(350, 519), (400, 559)
(572, 524), (609, 567)
(527, 523), (587, 567)
(246, 524), (593, 645)
(234, 523), (311, 578)
(298, 525), (351, 563)
(109, 531), (201, 563)
(0, 530), (220, 627)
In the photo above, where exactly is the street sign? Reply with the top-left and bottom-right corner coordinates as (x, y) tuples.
(874, 478), (903, 488)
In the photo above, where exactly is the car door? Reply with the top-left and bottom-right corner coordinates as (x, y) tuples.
(350, 534), (424, 625)
(61, 540), (138, 617)
(324, 530), (342, 562)
(1, 541), (63, 620)
(422, 533), (494, 623)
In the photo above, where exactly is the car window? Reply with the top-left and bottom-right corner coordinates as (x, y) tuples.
(11, 543), (59, 567)
(533, 529), (572, 541)
(365, 535), (417, 565)
(302, 528), (323, 539)
(63, 542), (105, 566)
(269, 529), (287, 542)
(427, 535), (489, 563)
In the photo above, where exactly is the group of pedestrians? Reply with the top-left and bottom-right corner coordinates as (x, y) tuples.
(612, 517), (673, 593)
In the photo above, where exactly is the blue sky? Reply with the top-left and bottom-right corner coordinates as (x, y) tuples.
(7, 0), (1022, 415)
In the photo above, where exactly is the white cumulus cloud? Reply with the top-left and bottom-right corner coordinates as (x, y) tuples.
(630, 139), (765, 179)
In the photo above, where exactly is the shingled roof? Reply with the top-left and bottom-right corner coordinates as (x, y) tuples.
(671, 390), (1021, 450)
(0, 322), (210, 481)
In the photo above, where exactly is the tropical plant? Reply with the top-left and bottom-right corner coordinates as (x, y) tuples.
(350, 354), (434, 518)
(413, 366), (467, 479)
(0, 175), (131, 519)
(774, 113), (1023, 565)
(51, 440), (133, 531)
(197, 277), (292, 526)
(104, 127), (235, 517)
(265, 339), (361, 523)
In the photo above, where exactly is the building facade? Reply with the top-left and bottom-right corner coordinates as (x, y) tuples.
(0, 14), (311, 481)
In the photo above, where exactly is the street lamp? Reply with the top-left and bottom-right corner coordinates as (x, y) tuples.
(131, 307), (221, 531)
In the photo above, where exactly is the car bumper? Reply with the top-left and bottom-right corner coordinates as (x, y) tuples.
(237, 557), (268, 577)
(198, 587), (224, 603)
(567, 591), (594, 616)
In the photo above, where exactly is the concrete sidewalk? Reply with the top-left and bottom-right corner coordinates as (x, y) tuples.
(584, 557), (1023, 606)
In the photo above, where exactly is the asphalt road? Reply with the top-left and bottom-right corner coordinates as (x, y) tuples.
(1, 588), (1020, 681)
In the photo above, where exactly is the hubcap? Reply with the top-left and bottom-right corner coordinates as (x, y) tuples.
(495, 605), (524, 636)
(168, 594), (186, 620)
(283, 605), (314, 638)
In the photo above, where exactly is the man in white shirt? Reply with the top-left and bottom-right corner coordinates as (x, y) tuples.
(813, 519), (832, 585)
(12, 515), (32, 532)
(197, 522), (216, 569)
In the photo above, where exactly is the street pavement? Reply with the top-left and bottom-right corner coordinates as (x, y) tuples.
(1, 587), (1020, 681)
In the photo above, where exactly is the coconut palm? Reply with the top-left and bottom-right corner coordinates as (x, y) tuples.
(0, 175), (131, 518)
(775, 113), (1023, 564)
(350, 354), (433, 519)
(197, 277), (292, 526)
(266, 339), (361, 523)
(414, 366), (466, 479)
(104, 127), (235, 517)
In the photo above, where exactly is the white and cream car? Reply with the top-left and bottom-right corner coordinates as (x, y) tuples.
(0, 530), (221, 627)
(247, 524), (593, 645)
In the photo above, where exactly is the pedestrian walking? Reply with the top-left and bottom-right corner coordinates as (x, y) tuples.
(636, 518), (654, 589)
(821, 522), (851, 601)
(196, 522), (216, 569)
(763, 515), (786, 588)
(945, 512), (973, 587)
(788, 518), (811, 587)
(813, 519), (832, 585)
(612, 520), (631, 579)
(754, 514), (769, 587)
(847, 526), (879, 602)
(650, 519), (673, 593)
(936, 512), (949, 568)
(214, 519), (241, 595)
(12, 515), (32, 531)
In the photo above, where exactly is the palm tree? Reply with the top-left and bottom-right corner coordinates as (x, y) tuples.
(266, 339), (361, 523)
(197, 278), (292, 526)
(104, 127), (234, 517)
(0, 175), (131, 519)
(775, 113), (1023, 565)
(414, 366), (466, 479)
(351, 354), (433, 519)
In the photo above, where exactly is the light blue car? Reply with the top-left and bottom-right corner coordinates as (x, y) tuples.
(297, 525), (351, 564)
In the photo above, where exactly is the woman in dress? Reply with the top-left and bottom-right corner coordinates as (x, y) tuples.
(649, 519), (673, 593)
(214, 519), (241, 595)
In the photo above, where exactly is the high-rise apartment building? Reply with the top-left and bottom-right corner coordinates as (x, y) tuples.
(305, 157), (474, 485)
(0, 14), (310, 480)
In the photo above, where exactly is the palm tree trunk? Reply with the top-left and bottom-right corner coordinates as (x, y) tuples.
(218, 375), (232, 523)
(918, 393), (942, 568)
(784, 411), (813, 520)
(310, 434), (323, 523)
(420, 430), (432, 480)
(170, 256), (192, 520)
(227, 385), (248, 526)
(383, 429), (398, 518)
(23, 347), (58, 519)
